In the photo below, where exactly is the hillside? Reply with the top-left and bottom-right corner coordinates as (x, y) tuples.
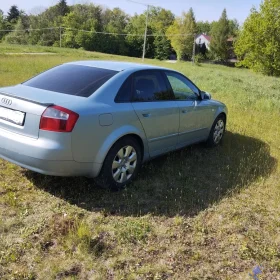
(0, 44), (280, 279)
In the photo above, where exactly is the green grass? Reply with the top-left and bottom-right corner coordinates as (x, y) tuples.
(0, 43), (280, 279)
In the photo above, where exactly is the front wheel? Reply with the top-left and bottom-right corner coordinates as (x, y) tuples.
(96, 137), (141, 190)
(206, 114), (226, 147)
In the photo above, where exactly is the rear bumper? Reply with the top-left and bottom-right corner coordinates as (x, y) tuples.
(0, 146), (102, 177)
(0, 128), (102, 177)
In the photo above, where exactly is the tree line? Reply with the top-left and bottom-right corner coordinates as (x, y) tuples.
(235, 0), (280, 76)
(1, 0), (280, 76)
(0, 1), (238, 61)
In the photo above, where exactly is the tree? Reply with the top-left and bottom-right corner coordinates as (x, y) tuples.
(62, 5), (98, 49)
(0, 10), (7, 40)
(228, 19), (239, 36)
(7, 5), (20, 23)
(56, 0), (69, 16)
(5, 18), (29, 44)
(62, 4), (104, 50)
(154, 35), (170, 60)
(149, 7), (174, 60)
(19, 10), (30, 28)
(125, 13), (154, 58)
(210, 9), (230, 60)
(166, 8), (197, 60)
(149, 7), (174, 30)
(197, 21), (211, 34)
(181, 8), (197, 60)
(0, 13), (5, 41)
(28, 6), (62, 46)
(102, 8), (129, 55)
(1, 1), (181, 59)
(166, 19), (182, 59)
(235, 0), (280, 76)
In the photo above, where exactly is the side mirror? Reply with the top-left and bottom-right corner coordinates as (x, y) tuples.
(200, 91), (211, 100)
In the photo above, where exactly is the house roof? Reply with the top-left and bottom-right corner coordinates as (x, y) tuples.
(197, 34), (235, 42)
(196, 34), (211, 42)
(202, 34), (211, 41)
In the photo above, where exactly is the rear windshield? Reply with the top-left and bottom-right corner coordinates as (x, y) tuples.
(23, 64), (118, 97)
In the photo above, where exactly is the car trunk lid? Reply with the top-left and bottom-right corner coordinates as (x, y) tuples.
(0, 85), (82, 139)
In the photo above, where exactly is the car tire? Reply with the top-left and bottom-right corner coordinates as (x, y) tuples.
(96, 136), (142, 190)
(206, 114), (226, 147)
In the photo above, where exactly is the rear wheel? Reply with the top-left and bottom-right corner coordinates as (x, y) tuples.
(206, 114), (226, 147)
(97, 137), (141, 190)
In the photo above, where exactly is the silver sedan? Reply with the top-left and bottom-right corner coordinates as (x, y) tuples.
(0, 61), (227, 189)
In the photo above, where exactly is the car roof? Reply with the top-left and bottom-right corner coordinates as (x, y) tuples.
(66, 60), (169, 72)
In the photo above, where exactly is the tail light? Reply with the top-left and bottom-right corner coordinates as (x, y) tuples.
(40, 105), (79, 132)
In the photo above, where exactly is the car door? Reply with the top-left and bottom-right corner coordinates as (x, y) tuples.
(164, 71), (213, 148)
(131, 70), (179, 157)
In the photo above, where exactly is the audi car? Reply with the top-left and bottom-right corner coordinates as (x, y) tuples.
(0, 61), (227, 189)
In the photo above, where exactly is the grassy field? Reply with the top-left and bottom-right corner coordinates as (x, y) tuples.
(0, 43), (280, 280)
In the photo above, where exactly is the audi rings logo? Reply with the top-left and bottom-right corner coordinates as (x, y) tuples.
(1, 97), (12, 106)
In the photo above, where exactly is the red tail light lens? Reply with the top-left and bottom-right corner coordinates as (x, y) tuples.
(40, 105), (79, 132)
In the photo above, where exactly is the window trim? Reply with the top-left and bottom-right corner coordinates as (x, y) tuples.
(131, 70), (176, 103)
(163, 70), (202, 101)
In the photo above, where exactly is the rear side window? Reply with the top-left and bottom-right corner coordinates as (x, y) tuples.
(132, 70), (174, 102)
(115, 76), (133, 103)
(23, 64), (118, 97)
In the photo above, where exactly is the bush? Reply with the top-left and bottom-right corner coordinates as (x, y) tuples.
(194, 53), (204, 65)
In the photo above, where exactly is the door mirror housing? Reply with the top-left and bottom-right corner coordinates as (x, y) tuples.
(200, 91), (212, 100)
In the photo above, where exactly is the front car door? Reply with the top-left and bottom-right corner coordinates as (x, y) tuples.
(131, 70), (179, 157)
(164, 71), (213, 149)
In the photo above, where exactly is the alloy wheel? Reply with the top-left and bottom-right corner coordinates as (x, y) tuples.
(112, 145), (137, 184)
(213, 119), (225, 144)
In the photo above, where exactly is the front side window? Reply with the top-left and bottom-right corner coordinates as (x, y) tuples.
(132, 70), (174, 102)
(23, 64), (118, 97)
(165, 71), (200, 101)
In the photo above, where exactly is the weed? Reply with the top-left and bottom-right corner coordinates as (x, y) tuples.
(115, 218), (152, 243)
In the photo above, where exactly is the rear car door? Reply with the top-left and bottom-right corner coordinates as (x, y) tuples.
(131, 70), (179, 157)
(164, 71), (212, 148)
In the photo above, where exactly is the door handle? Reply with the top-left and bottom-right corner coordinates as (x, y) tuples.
(142, 113), (151, 118)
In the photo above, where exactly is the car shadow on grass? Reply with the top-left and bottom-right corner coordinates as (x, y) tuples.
(25, 131), (277, 217)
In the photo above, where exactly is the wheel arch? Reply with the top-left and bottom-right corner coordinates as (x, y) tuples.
(214, 105), (227, 125)
(218, 112), (227, 126)
(94, 125), (148, 170)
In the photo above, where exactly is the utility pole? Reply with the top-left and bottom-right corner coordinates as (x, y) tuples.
(59, 26), (62, 48)
(192, 34), (196, 65)
(127, 0), (154, 61)
(142, 5), (149, 61)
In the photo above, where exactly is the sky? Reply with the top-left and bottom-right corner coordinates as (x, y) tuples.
(1, 0), (262, 23)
